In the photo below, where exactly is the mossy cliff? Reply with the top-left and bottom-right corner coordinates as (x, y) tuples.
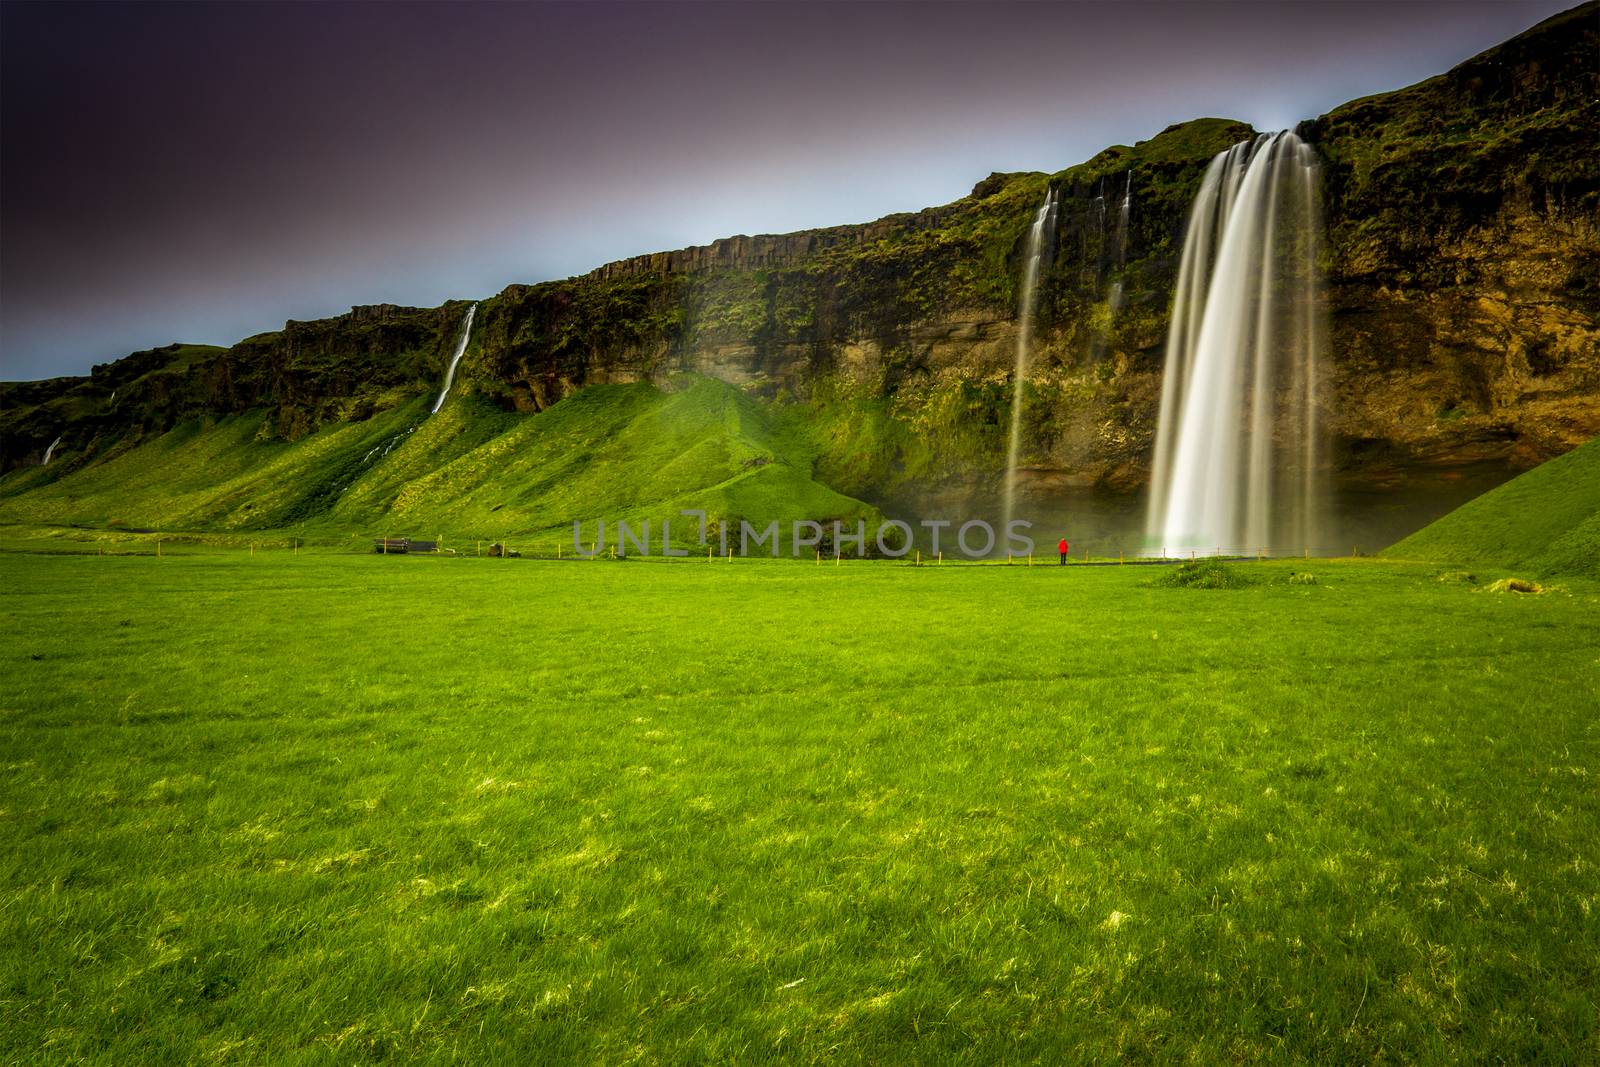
(1304, 0), (1599, 480)
(2, 3), (1594, 533)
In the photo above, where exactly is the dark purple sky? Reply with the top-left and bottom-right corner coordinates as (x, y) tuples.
(0, 0), (1575, 381)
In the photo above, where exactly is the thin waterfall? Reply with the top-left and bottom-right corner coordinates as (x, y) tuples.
(1117, 171), (1132, 267)
(431, 302), (479, 414)
(1144, 132), (1327, 557)
(1105, 170), (1134, 328)
(42, 435), (62, 465)
(1002, 187), (1058, 532)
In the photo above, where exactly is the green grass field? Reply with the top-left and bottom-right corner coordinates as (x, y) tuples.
(4, 547), (1597, 1062)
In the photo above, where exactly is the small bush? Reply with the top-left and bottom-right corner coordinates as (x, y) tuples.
(1286, 572), (1318, 586)
(1435, 570), (1478, 585)
(1151, 560), (1254, 589)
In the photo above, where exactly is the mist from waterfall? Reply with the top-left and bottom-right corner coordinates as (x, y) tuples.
(430, 303), (479, 415)
(1144, 131), (1327, 557)
(1002, 187), (1058, 531)
(42, 435), (61, 465)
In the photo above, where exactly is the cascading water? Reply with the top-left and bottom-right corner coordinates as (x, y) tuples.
(1002, 187), (1058, 531)
(1089, 170), (1133, 366)
(1144, 131), (1327, 557)
(1117, 171), (1131, 266)
(430, 302), (478, 414)
(42, 435), (62, 465)
(1105, 170), (1133, 325)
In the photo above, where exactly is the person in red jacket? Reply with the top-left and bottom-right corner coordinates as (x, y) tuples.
(1058, 537), (1069, 565)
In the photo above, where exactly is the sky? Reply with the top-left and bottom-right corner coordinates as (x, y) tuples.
(0, 0), (1576, 381)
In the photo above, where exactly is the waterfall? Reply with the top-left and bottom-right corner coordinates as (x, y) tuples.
(1002, 187), (1058, 531)
(1144, 131), (1327, 557)
(1107, 170), (1133, 324)
(1117, 171), (1132, 268)
(1090, 171), (1134, 365)
(430, 302), (479, 414)
(42, 435), (62, 465)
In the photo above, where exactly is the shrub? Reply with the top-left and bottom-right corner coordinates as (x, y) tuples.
(1150, 560), (1254, 589)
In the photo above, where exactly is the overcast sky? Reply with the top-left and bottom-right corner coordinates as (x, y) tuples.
(0, 0), (1575, 381)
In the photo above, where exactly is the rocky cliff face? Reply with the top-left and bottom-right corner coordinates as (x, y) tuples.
(1306, 4), (1600, 482)
(4, 4), (1595, 513)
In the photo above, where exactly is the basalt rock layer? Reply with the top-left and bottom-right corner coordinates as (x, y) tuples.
(2, 3), (1595, 530)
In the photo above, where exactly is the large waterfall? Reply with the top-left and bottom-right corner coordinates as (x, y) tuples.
(1002, 188), (1058, 531)
(430, 302), (479, 415)
(42, 435), (62, 465)
(1145, 132), (1327, 557)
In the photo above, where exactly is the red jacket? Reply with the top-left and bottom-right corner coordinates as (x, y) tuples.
(1058, 539), (1069, 554)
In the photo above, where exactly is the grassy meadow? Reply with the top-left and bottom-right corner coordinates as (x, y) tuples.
(3, 545), (1598, 1063)
(1385, 435), (1600, 580)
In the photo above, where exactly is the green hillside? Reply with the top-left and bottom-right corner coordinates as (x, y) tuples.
(1383, 435), (1600, 578)
(0, 375), (878, 547)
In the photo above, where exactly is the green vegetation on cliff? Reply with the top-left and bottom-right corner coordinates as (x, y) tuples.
(0, 376), (877, 545)
(1384, 434), (1600, 578)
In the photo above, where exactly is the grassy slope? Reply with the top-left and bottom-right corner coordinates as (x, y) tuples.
(1384, 435), (1600, 578)
(1, 551), (1596, 1062)
(0, 376), (876, 542)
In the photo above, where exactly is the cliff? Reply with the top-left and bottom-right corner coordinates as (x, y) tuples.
(2, 3), (1595, 528)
